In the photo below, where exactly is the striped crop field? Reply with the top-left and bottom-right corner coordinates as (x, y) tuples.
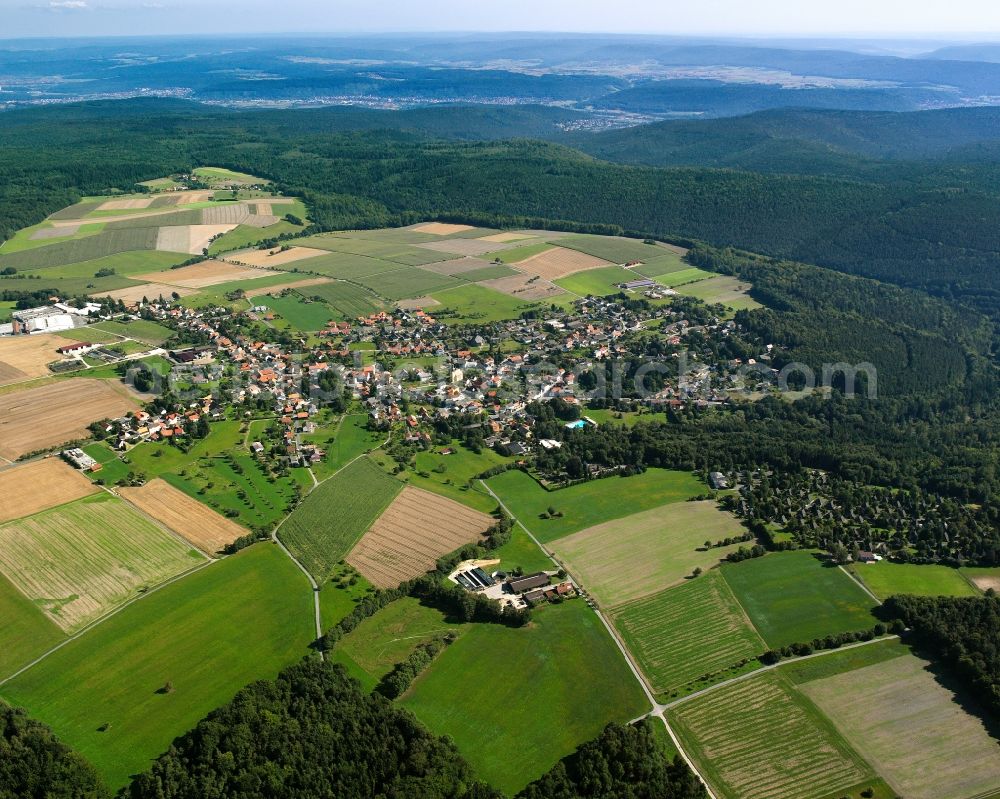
(0, 494), (204, 632)
(612, 570), (765, 696)
(278, 456), (402, 582)
(668, 672), (872, 799)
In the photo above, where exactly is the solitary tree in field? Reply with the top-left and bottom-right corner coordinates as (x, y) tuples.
(692, 567), (703, 578)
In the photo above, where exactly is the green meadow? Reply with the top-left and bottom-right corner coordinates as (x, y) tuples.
(487, 468), (705, 543)
(848, 561), (979, 599)
(0, 545), (314, 790)
(401, 600), (648, 795)
(722, 552), (879, 648)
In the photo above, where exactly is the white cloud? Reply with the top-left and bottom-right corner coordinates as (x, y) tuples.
(48, 0), (89, 9)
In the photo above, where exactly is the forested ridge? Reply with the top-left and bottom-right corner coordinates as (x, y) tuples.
(5, 100), (1000, 317)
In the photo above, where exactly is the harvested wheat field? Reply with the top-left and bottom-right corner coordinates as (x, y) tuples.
(222, 246), (327, 267)
(396, 296), (441, 311)
(155, 225), (237, 254)
(515, 246), (611, 279)
(253, 202), (273, 215)
(479, 232), (535, 243)
(97, 198), (154, 211)
(479, 273), (566, 300)
(244, 277), (334, 298)
(0, 333), (81, 386)
(175, 190), (215, 204)
(118, 478), (247, 554)
(0, 458), (98, 524)
(347, 486), (493, 588)
(96, 283), (196, 304)
(411, 222), (476, 236)
(0, 379), (140, 460)
(0, 494), (203, 632)
(136, 260), (281, 289)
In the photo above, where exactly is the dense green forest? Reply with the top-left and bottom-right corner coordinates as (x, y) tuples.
(517, 721), (706, 799)
(881, 595), (1000, 717)
(0, 702), (109, 799)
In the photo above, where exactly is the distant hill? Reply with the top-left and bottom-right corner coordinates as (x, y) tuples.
(568, 107), (1000, 169)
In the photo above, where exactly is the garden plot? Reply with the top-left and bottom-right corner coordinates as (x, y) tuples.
(0, 458), (98, 524)
(346, 486), (494, 588)
(0, 495), (203, 632)
(478, 272), (565, 300)
(0, 378), (140, 461)
(801, 654), (1000, 799)
(514, 246), (611, 279)
(118, 478), (248, 555)
(669, 672), (872, 799)
(136, 260), (281, 289)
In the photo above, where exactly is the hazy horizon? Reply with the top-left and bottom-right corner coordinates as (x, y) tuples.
(2, 0), (1000, 40)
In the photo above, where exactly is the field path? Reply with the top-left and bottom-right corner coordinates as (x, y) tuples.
(479, 479), (718, 799)
(270, 432), (393, 653)
(0, 558), (214, 688)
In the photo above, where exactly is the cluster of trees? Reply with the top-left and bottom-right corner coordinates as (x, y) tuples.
(880, 594), (1000, 717)
(123, 660), (501, 799)
(0, 702), (109, 799)
(375, 633), (456, 699)
(730, 469), (1000, 565)
(517, 720), (707, 799)
(759, 623), (893, 665)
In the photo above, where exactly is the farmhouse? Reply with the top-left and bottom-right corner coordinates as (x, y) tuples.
(62, 448), (99, 471)
(508, 572), (551, 594)
(57, 342), (94, 355)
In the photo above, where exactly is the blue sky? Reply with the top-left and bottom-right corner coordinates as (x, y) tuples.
(2, 0), (999, 39)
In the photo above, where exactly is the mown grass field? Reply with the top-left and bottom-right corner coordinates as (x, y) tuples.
(557, 234), (664, 264)
(192, 166), (267, 185)
(0, 544), (313, 790)
(488, 525), (553, 575)
(0, 227), (161, 270)
(675, 274), (761, 310)
(401, 600), (649, 795)
(487, 468), (705, 543)
(0, 572), (65, 681)
(550, 500), (749, 607)
(801, 653), (1000, 799)
(354, 267), (464, 300)
(302, 412), (387, 481)
(555, 265), (630, 296)
(385, 441), (508, 513)
(257, 292), (336, 331)
(613, 571), (765, 697)
(494, 241), (554, 263)
(90, 318), (173, 345)
(722, 552), (879, 648)
(631, 251), (689, 278)
(208, 216), (306, 255)
(668, 672), (873, 799)
(296, 233), (449, 266)
(329, 597), (457, 691)
(848, 561), (979, 599)
(0, 494), (204, 632)
(431, 283), (557, 324)
(278, 456), (402, 581)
